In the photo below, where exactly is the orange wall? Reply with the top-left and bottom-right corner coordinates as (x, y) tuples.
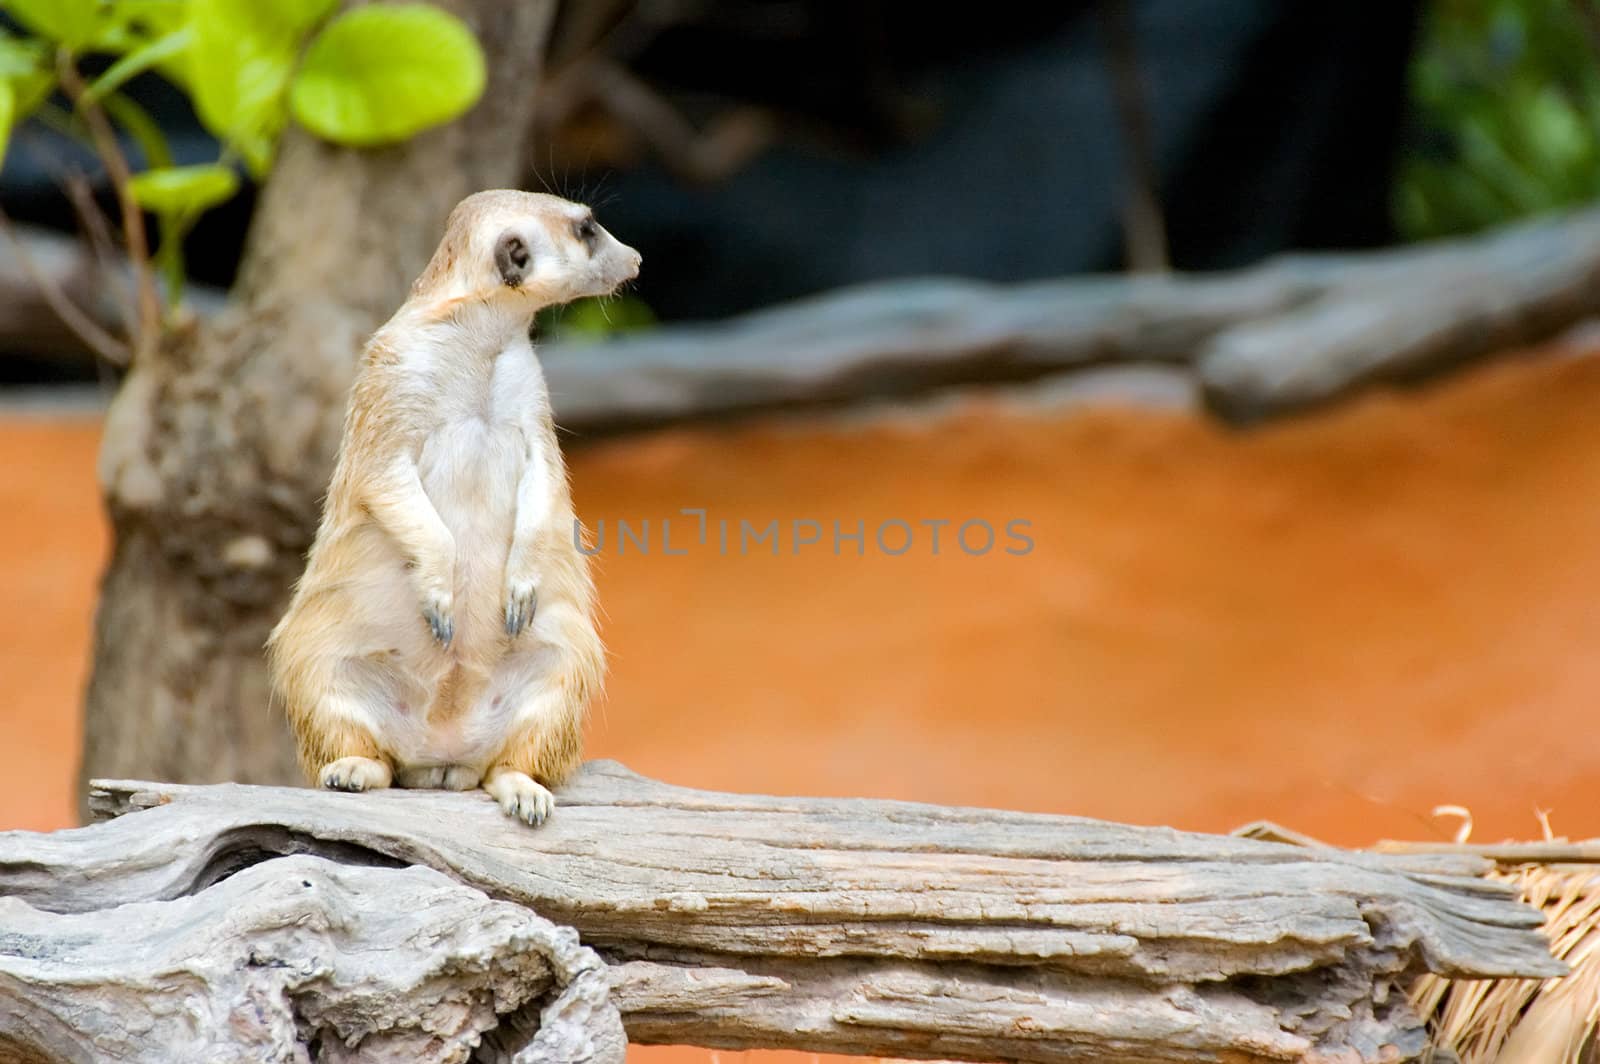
(1, 419), (98, 833)
(582, 347), (1600, 848)
(6, 347), (1600, 1063)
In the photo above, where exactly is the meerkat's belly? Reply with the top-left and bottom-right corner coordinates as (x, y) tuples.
(418, 416), (523, 625)
(360, 416), (526, 769)
(354, 344), (565, 773)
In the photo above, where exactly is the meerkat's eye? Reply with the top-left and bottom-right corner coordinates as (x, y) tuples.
(573, 216), (598, 252)
(494, 231), (533, 287)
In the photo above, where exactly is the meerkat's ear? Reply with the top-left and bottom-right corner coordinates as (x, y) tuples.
(494, 230), (533, 287)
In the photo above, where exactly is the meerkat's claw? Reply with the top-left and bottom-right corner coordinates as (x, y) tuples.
(422, 594), (454, 646)
(485, 771), (554, 827)
(504, 579), (538, 637)
(320, 756), (392, 793)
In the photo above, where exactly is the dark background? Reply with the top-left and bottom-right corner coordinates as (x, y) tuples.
(1, 1), (1421, 328)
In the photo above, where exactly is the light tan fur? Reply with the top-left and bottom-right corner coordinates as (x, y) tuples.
(267, 190), (638, 826)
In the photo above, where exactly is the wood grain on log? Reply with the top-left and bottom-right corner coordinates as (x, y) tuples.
(0, 762), (1559, 1063)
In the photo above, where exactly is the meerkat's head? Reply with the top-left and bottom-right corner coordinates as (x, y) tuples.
(412, 189), (642, 316)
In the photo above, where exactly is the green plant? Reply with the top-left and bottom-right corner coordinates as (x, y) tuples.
(1398, 0), (1600, 239)
(536, 292), (656, 344)
(0, 0), (487, 357)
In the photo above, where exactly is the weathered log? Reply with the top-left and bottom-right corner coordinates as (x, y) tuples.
(0, 856), (622, 1064)
(0, 762), (1560, 1063)
(540, 266), (1322, 429)
(1196, 209), (1600, 420)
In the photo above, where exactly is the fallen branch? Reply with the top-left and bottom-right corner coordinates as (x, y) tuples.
(1196, 209), (1600, 420)
(541, 207), (1600, 427)
(9, 208), (1599, 425)
(0, 761), (1560, 1062)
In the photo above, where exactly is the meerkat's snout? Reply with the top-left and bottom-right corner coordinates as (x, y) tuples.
(616, 245), (643, 284)
(587, 224), (642, 295)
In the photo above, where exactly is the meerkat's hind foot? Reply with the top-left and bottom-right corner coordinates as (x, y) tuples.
(396, 763), (482, 791)
(320, 756), (393, 793)
(484, 770), (554, 827)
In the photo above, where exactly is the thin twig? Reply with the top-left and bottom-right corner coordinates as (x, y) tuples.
(15, 119), (141, 358)
(54, 48), (162, 360)
(63, 170), (137, 332)
(0, 205), (131, 366)
(1095, 0), (1170, 273)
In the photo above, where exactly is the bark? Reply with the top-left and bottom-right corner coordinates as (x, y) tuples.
(0, 762), (1561, 1063)
(78, 0), (560, 812)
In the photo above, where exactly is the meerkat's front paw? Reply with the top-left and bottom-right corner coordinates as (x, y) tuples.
(504, 576), (538, 637)
(320, 756), (392, 793)
(485, 770), (554, 827)
(420, 586), (454, 646)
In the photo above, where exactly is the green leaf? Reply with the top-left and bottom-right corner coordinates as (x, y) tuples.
(112, 0), (189, 36)
(0, 80), (14, 171)
(84, 26), (191, 101)
(129, 162), (240, 215)
(5, 0), (108, 50)
(11, 70), (55, 118)
(186, 0), (336, 175)
(290, 4), (486, 147)
(0, 33), (53, 119)
(0, 33), (45, 79)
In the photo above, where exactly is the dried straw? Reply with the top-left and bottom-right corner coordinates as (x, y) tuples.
(1413, 861), (1600, 1063)
(1238, 812), (1600, 1063)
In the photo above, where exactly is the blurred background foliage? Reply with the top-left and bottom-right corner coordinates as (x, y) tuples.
(1399, 0), (1600, 239)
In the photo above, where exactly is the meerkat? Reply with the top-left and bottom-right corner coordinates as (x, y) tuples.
(267, 189), (638, 826)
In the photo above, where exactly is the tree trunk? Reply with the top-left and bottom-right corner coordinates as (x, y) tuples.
(78, 0), (559, 814)
(0, 763), (1561, 1063)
